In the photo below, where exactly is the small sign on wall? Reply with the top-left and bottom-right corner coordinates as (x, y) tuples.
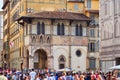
(34, 53), (39, 62)
(77, 66), (80, 68)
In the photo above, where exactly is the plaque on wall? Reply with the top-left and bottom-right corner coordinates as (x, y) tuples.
(34, 53), (39, 62)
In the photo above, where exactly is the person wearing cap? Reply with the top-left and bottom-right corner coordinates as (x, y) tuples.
(66, 72), (74, 80)
(48, 73), (55, 80)
(0, 71), (7, 80)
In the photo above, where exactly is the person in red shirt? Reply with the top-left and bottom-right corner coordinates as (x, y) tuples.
(106, 71), (112, 80)
(91, 72), (96, 80)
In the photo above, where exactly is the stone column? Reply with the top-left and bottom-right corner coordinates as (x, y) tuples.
(48, 55), (54, 69)
(47, 56), (51, 68)
(49, 20), (54, 70)
(29, 46), (34, 69)
(29, 56), (34, 69)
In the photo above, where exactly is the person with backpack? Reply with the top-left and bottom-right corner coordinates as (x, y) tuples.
(85, 72), (91, 80)
(7, 73), (12, 80)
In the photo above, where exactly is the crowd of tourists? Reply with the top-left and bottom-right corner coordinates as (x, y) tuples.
(0, 68), (119, 80)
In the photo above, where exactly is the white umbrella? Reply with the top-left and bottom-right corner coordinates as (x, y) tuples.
(57, 68), (72, 72)
(109, 65), (120, 70)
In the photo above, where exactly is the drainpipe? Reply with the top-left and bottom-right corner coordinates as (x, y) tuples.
(69, 21), (72, 68)
(113, 0), (115, 66)
(25, 0), (29, 69)
(26, 0), (27, 14)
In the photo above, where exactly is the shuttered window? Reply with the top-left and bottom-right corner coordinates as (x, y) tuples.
(89, 58), (96, 69)
(87, 0), (91, 9)
(88, 43), (95, 52)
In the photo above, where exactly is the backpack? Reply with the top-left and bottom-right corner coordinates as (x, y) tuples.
(66, 76), (71, 80)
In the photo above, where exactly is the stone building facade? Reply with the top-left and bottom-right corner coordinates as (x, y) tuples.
(100, 0), (120, 72)
(17, 11), (91, 71)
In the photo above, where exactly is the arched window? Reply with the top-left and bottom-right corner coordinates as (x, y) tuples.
(75, 24), (79, 36)
(37, 22), (45, 35)
(57, 23), (65, 35)
(61, 23), (64, 35)
(47, 36), (50, 44)
(59, 55), (66, 69)
(40, 36), (43, 43)
(32, 36), (36, 42)
(57, 23), (60, 35)
(75, 24), (83, 36)
(79, 24), (83, 36)
(37, 22), (40, 35)
(41, 22), (45, 34)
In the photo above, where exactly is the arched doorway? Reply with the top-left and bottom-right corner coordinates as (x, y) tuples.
(34, 49), (47, 69)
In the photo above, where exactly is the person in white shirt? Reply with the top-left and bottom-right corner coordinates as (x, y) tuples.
(29, 69), (37, 80)
(61, 72), (66, 80)
(0, 71), (7, 80)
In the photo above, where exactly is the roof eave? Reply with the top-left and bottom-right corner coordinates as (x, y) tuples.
(16, 13), (91, 24)
(18, 16), (91, 21)
(2, 0), (10, 9)
(86, 10), (99, 13)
